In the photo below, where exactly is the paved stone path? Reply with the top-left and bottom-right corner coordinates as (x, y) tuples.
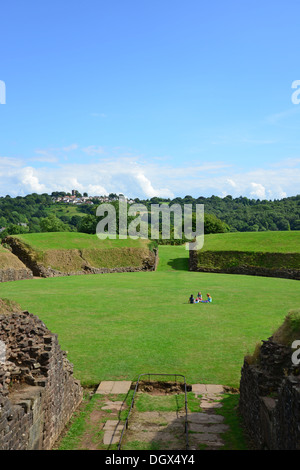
(95, 381), (230, 450)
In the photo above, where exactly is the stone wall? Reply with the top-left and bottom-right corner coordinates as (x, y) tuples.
(0, 267), (33, 283)
(239, 338), (300, 449)
(0, 310), (83, 450)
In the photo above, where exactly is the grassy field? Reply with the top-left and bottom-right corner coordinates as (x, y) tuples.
(201, 231), (300, 253)
(0, 244), (299, 388)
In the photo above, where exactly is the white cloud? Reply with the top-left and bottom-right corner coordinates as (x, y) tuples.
(227, 178), (237, 188)
(82, 146), (105, 156)
(0, 156), (23, 167)
(62, 144), (78, 152)
(250, 182), (266, 199)
(32, 152), (58, 163)
(20, 167), (46, 193)
(87, 184), (108, 195)
(90, 112), (106, 118)
(134, 172), (174, 199)
(266, 107), (300, 125)
(0, 149), (299, 200)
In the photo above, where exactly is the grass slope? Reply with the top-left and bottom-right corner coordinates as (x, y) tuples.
(15, 232), (150, 251)
(201, 231), (300, 253)
(0, 245), (299, 388)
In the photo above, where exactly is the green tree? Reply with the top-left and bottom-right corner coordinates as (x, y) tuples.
(203, 213), (230, 234)
(0, 224), (29, 239)
(78, 215), (98, 234)
(40, 214), (70, 232)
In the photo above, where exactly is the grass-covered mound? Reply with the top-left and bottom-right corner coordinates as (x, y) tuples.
(272, 309), (300, 346)
(190, 231), (300, 279)
(245, 309), (300, 366)
(3, 233), (157, 277)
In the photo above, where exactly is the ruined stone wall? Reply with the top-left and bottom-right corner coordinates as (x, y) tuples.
(0, 311), (83, 450)
(0, 267), (33, 283)
(239, 339), (300, 449)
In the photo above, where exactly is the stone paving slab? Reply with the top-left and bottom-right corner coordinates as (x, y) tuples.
(189, 434), (224, 448)
(103, 420), (124, 445)
(95, 381), (115, 394)
(103, 431), (121, 445)
(192, 384), (224, 396)
(95, 380), (132, 395)
(200, 401), (223, 410)
(101, 400), (124, 411)
(103, 420), (123, 431)
(111, 381), (132, 394)
(188, 422), (229, 433)
(186, 412), (224, 424)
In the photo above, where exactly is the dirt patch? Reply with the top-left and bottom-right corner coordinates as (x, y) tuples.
(134, 381), (192, 395)
(43, 249), (86, 273)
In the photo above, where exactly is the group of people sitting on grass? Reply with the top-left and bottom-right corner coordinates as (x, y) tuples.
(189, 292), (212, 304)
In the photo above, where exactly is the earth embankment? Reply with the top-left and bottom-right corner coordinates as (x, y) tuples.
(189, 249), (300, 280)
(3, 234), (158, 278)
(0, 245), (33, 282)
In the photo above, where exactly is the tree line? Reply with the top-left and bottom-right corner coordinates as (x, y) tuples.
(0, 192), (299, 241)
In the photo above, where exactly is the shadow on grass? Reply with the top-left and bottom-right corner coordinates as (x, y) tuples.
(167, 257), (189, 271)
(120, 392), (249, 451)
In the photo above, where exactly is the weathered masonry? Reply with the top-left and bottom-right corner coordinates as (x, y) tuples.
(239, 337), (300, 449)
(0, 309), (82, 450)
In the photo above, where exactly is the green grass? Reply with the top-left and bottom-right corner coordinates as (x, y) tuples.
(215, 394), (247, 450)
(47, 204), (86, 219)
(55, 392), (94, 450)
(132, 391), (201, 414)
(201, 231), (300, 253)
(0, 245), (299, 388)
(14, 232), (150, 251)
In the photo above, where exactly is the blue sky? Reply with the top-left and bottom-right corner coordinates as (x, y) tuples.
(0, 0), (300, 199)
